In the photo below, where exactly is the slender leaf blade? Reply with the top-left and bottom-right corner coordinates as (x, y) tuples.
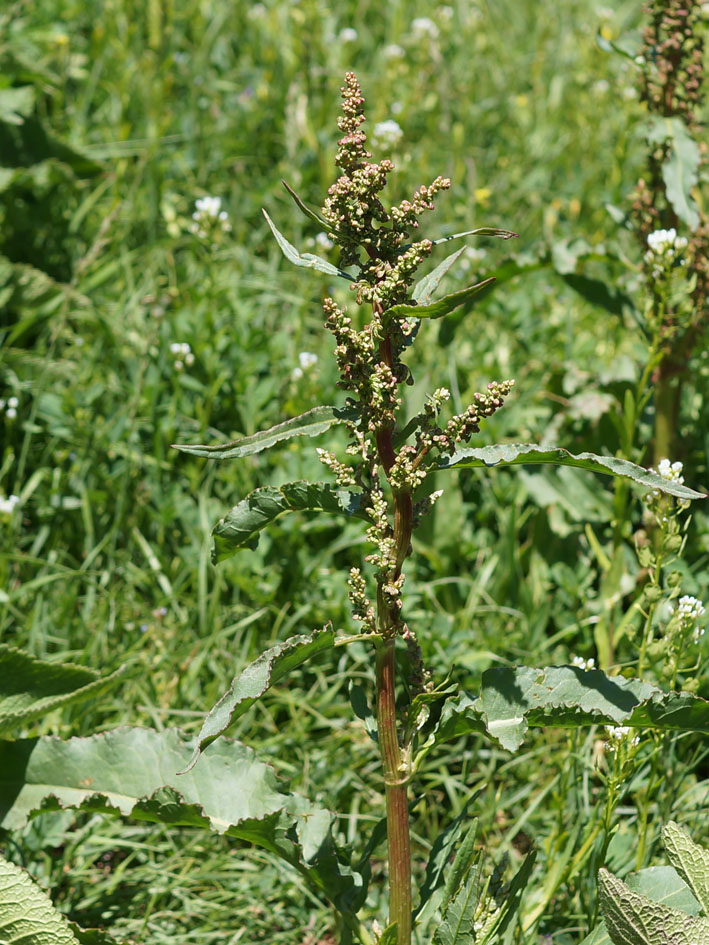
(435, 443), (706, 501)
(182, 627), (337, 772)
(172, 405), (357, 460)
(263, 209), (354, 279)
(281, 179), (332, 230)
(431, 227), (518, 245)
(413, 248), (466, 304)
(212, 481), (367, 560)
(0, 645), (127, 737)
(388, 277), (496, 320)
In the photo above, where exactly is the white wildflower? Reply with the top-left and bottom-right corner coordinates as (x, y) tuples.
(339, 27), (358, 42)
(0, 494), (19, 516)
(315, 232), (334, 250)
(391, 101), (404, 115)
(170, 342), (194, 369)
(592, 79), (610, 95)
(383, 43), (405, 59)
(646, 228), (688, 256)
(572, 656), (596, 671)
(604, 725), (640, 748)
(292, 351), (318, 379)
(673, 595), (706, 641)
(371, 119), (404, 151)
(189, 196), (232, 239)
(411, 17), (439, 39)
(654, 458), (684, 484)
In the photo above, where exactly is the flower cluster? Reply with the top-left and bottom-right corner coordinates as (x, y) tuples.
(673, 595), (706, 642)
(170, 342), (194, 371)
(644, 228), (689, 279)
(0, 396), (18, 420)
(371, 120), (404, 152)
(604, 725), (640, 749)
(418, 380), (515, 456)
(189, 196), (232, 241)
(571, 656), (596, 671)
(0, 494), (19, 516)
(292, 351), (318, 379)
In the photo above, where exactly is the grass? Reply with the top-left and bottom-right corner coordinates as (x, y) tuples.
(2, 0), (709, 941)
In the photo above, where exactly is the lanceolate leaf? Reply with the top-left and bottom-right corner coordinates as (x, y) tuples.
(663, 821), (709, 914)
(598, 868), (709, 945)
(281, 179), (333, 230)
(430, 227), (519, 245)
(0, 729), (365, 914)
(212, 481), (367, 561)
(172, 405), (357, 460)
(0, 645), (127, 737)
(182, 627), (337, 772)
(581, 866), (703, 945)
(263, 209), (354, 279)
(388, 277), (496, 320)
(435, 443), (706, 501)
(413, 248), (466, 304)
(438, 666), (709, 752)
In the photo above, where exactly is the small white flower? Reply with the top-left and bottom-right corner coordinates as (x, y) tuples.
(391, 101), (404, 115)
(383, 43), (405, 59)
(653, 458), (684, 484)
(5, 408), (16, 420)
(592, 79), (610, 94)
(0, 494), (19, 516)
(604, 725), (640, 748)
(171, 342), (194, 369)
(676, 594), (706, 621)
(7, 397), (18, 409)
(411, 17), (439, 39)
(190, 196), (231, 239)
(646, 228), (688, 257)
(292, 351), (318, 379)
(339, 27), (358, 42)
(438, 6), (454, 20)
(372, 119), (404, 150)
(315, 232), (334, 250)
(572, 656), (596, 671)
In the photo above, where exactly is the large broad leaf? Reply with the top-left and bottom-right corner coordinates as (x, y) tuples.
(0, 855), (122, 945)
(438, 666), (709, 752)
(413, 248), (466, 305)
(172, 405), (357, 460)
(663, 821), (709, 915)
(598, 868), (709, 945)
(648, 117), (700, 230)
(182, 627), (337, 772)
(388, 277), (496, 320)
(212, 481), (367, 561)
(0, 728), (365, 914)
(262, 209), (354, 279)
(434, 443), (706, 501)
(0, 645), (127, 737)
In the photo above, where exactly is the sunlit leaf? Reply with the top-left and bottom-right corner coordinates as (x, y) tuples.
(413, 248), (466, 304)
(388, 278), (496, 320)
(182, 627), (337, 772)
(647, 116), (700, 229)
(430, 227), (518, 245)
(263, 209), (354, 279)
(281, 179), (332, 230)
(664, 822), (709, 915)
(434, 443), (706, 501)
(172, 405), (357, 459)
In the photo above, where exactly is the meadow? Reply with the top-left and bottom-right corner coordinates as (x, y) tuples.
(2, 0), (709, 942)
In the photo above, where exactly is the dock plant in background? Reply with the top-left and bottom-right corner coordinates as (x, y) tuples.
(1, 73), (709, 945)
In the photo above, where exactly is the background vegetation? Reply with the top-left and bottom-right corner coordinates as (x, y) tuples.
(1, 0), (708, 941)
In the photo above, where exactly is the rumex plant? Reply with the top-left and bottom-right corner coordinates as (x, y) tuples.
(0, 72), (708, 945)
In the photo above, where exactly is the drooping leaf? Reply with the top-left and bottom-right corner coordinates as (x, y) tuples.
(388, 278), (496, 320)
(413, 248), (466, 304)
(0, 854), (83, 945)
(0, 645), (127, 737)
(281, 179), (333, 230)
(172, 404), (357, 460)
(0, 728), (365, 914)
(430, 227), (519, 245)
(581, 866), (703, 945)
(434, 443), (706, 501)
(182, 627), (337, 772)
(212, 481), (368, 561)
(647, 116), (701, 229)
(598, 868), (709, 945)
(438, 666), (709, 752)
(561, 273), (632, 317)
(262, 209), (354, 279)
(663, 821), (709, 914)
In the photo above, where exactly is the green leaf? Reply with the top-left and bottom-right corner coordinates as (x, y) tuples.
(435, 443), (706, 501)
(561, 273), (632, 317)
(416, 809), (479, 922)
(388, 277), (496, 320)
(182, 627), (337, 772)
(172, 405), (357, 459)
(663, 821), (709, 914)
(413, 248), (466, 304)
(0, 728), (365, 914)
(582, 866), (703, 945)
(377, 924), (399, 945)
(281, 179), (332, 230)
(598, 868), (709, 945)
(0, 86), (36, 125)
(0, 854), (80, 945)
(349, 683), (378, 743)
(483, 851), (536, 944)
(647, 116), (700, 229)
(212, 481), (368, 561)
(430, 227), (518, 245)
(0, 645), (127, 737)
(433, 857), (482, 945)
(262, 209), (354, 279)
(438, 666), (709, 752)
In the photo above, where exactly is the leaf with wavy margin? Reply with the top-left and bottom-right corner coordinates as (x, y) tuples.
(263, 209), (354, 279)
(172, 405), (357, 460)
(0, 728), (365, 914)
(434, 443), (706, 501)
(0, 645), (127, 737)
(212, 481), (367, 561)
(181, 627), (337, 772)
(437, 666), (709, 751)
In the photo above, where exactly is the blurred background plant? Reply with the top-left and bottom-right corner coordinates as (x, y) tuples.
(1, 0), (708, 941)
